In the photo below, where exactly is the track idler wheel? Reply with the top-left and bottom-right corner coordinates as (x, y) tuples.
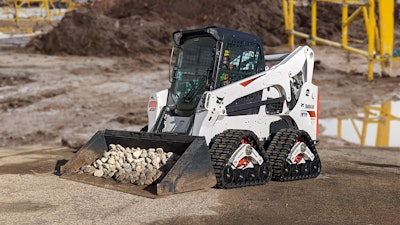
(209, 129), (272, 189)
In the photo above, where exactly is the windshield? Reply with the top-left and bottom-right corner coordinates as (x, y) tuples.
(170, 36), (216, 115)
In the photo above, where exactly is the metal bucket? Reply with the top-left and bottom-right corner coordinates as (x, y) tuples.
(61, 129), (217, 197)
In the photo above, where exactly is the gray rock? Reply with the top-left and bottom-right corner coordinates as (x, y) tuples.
(80, 143), (181, 186)
(103, 163), (110, 170)
(152, 156), (161, 165)
(132, 150), (141, 159)
(156, 148), (164, 154)
(109, 164), (116, 172)
(146, 164), (154, 171)
(166, 152), (173, 158)
(100, 157), (108, 163)
(140, 150), (148, 158)
(93, 169), (104, 177)
(135, 165), (143, 173)
(118, 151), (125, 159)
(124, 164), (132, 173)
(126, 154), (134, 163)
(109, 144), (117, 151)
(115, 162), (121, 170)
(153, 162), (160, 170)
(118, 158), (124, 166)
(103, 151), (111, 158)
(95, 159), (103, 166)
(114, 171), (125, 182)
(82, 165), (95, 174)
(107, 171), (115, 178)
(116, 144), (124, 151)
(135, 179), (145, 186)
(161, 156), (167, 165)
(107, 157), (116, 165)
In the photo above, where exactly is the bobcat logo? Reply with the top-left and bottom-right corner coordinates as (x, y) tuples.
(216, 96), (224, 104)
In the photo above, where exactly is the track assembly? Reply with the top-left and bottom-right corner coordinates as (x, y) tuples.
(209, 129), (272, 188)
(266, 129), (321, 182)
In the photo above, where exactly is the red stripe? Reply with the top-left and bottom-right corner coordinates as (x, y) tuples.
(240, 75), (261, 87)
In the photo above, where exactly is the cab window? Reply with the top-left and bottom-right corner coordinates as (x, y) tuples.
(218, 39), (262, 87)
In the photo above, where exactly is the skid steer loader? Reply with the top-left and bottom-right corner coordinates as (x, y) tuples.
(61, 26), (321, 196)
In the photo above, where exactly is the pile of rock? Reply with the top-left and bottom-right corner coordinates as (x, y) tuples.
(79, 144), (179, 185)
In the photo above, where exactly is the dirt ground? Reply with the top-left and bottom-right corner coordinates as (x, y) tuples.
(1, 44), (399, 148)
(0, 41), (399, 224)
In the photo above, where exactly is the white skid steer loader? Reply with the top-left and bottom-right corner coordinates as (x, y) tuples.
(62, 26), (321, 196)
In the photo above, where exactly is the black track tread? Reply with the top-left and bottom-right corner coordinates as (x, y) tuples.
(209, 129), (272, 189)
(266, 129), (321, 182)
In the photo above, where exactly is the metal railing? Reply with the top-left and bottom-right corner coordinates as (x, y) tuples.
(282, 0), (400, 81)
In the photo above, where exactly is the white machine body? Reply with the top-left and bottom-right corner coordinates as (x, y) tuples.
(147, 46), (319, 145)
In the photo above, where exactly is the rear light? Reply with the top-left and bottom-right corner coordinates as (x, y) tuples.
(308, 111), (316, 118)
(148, 101), (157, 110)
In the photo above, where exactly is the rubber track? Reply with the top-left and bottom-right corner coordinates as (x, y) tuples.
(209, 129), (271, 189)
(266, 129), (321, 181)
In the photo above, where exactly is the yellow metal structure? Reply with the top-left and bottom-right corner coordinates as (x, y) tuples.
(0, 0), (81, 34)
(337, 102), (400, 147)
(282, 0), (400, 81)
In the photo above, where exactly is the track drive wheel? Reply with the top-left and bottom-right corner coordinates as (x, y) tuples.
(266, 129), (321, 182)
(209, 129), (272, 189)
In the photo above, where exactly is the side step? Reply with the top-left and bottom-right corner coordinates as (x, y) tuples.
(61, 130), (217, 197)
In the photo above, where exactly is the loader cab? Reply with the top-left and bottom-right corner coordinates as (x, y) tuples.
(168, 27), (265, 115)
(156, 26), (265, 134)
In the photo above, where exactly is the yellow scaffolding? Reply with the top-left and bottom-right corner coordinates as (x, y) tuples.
(282, 0), (400, 81)
(337, 101), (400, 147)
(0, 0), (81, 34)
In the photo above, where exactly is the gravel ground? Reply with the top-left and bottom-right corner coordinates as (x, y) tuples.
(0, 174), (220, 224)
(0, 144), (399, 225)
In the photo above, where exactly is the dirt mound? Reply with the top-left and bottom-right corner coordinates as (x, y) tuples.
(26, 0), (336, 57)
(28, 0), (377, 57)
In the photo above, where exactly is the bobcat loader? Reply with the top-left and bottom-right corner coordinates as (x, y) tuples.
(61, 26), (321, 196)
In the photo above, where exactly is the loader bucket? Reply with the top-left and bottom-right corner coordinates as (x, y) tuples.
(61, 129), (217, 197)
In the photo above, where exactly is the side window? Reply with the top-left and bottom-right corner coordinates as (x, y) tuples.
(218, 39), (262, 87)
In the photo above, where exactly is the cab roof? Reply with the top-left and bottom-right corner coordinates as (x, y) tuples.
(172, 26), (263, 46)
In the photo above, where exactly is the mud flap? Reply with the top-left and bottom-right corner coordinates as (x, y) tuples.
(61, 130), (217, 196)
